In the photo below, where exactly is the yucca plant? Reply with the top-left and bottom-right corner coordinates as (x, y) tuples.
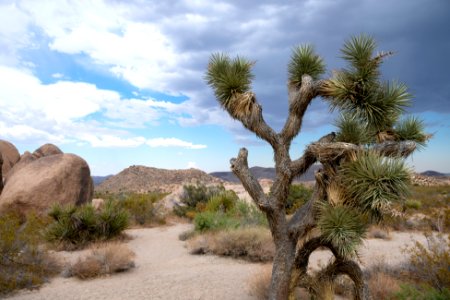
(206, 34), (428, 299)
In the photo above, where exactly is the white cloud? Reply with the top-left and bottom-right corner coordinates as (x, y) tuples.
(146, 138), (206, 149)
(0, 65), (206, 149)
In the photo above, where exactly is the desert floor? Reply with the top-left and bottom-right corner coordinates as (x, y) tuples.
(7, 223), (427, 300)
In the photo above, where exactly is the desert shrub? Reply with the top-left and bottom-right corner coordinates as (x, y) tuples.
(231, 200), (268, 227)
(189, 227), (274, 262)
(368, 272), (400, 299)
(0, 211), (60, 295)
(174, 183), (225, 217)
(403, 233), (450, 291)
(70, 243), (135, 279)
(194, 199), (267, 232)
(404, 199), (422, 210)
(194, 211), (239, 232)
(394, 284), (450, 300)
(248, 265), (272, 300)
(45, 201), (129, 249)
(205, 190), (238, 213)
(367, 226), (391, 240)
(285, 184), (313, 214)
(120, 192), (166, 226)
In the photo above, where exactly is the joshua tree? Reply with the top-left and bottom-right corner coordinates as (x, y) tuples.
(206, 35), (428, 299)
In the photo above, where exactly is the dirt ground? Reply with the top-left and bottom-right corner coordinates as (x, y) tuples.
(7, 223), (428, 300)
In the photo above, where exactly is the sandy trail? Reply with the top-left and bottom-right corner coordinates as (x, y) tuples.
(8, 224), (262, 300)
(6, 224), (427, 300)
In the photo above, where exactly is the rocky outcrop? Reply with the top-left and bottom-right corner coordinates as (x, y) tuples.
(411, 173), (450, 186)
(96, 165), (222, 193)
(0, 140), (20, 178)
(33, 143), (63, 158)
(0, 153), (93, 213)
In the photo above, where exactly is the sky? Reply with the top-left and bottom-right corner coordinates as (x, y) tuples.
(0, 0), (449, 176)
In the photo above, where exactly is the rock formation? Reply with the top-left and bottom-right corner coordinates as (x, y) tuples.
(0, 153), (93, 213)
(97, 165), (222, 193)
(0, 140), (20, 178)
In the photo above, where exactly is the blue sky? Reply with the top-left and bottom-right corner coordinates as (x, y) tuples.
(0, 0), (449, 175)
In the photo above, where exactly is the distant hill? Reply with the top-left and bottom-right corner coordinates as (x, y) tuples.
(92, 175), (112, 186)
(420, 170), (450, 177)
(210, 165), (321, 183)
(96, 165), (222, 193)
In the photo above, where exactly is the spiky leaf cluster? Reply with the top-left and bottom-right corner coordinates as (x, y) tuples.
(205, 53), (254, 112)
(395, 116), (428, 146)
(322, 35), (411, 132)
(288, 45), (325, 84)
(318, 204), (367, 258)
(339, 151), (410, 221)
(335, 113), (373, 144)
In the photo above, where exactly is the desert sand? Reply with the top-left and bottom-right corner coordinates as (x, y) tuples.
(7, 224), (428, 300)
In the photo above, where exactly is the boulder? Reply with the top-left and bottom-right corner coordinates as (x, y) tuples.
(33, 143), (63, 158)
(0, 140), (20, 178)
(0, 153), (93, 213)
(4, 151), (37, 184)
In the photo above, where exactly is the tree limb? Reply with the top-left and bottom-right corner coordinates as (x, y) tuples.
(230, 148), (272, 211)
(309, 140), (417, 164)
(290, 132), (336, 178)
(280, 76), (324, 143)
(316, 259), (370, 300)
(231, 93), (278, 148)
(287, 168), (329, 240)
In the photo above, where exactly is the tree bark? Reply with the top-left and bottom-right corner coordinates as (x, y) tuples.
(268, 218), (297, 300)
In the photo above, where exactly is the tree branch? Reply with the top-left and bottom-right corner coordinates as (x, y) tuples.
(308, 140), (417, 164)
(290, 132), (336, 178)
(230, 92), (278, 148)
(287, 169), (329, 240)
(230, 148), (272, 211)
(316, 260), (369, 300)
(372, 140), (417, 157)
(280, 76), (324, 143)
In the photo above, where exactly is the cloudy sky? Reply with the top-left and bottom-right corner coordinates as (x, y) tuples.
(1, 0), (449, 175)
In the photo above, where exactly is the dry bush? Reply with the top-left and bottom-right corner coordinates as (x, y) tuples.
(403, 233), (450, 290)
(188, 227), (274, 262)
(368, 272), (400, 299)
(70, 243), (135, 279)
(0, 211), (61, 295)
(367, 226), (391, 240)
(248, 265), (272, 300)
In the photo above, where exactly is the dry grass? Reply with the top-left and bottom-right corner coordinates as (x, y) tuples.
(247, 265), (272, 300)
(70, 242), (135, 279)
(367, 226), (391, 240)
(367, 272), (400, 299)
(188, 227), (274, 262)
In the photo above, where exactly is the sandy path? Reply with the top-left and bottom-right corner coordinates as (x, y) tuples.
(6, 224), (428, 300)
(8, 224), (262, 300)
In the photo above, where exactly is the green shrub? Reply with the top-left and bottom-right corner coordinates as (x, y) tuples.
(194, 211), (239, 232)
(120, 192), (166, 226)
(404, 199), (422, 210)
(394, 284), (450, 300)
(231, 200), (268, 227)
(194, 199), (268, 232)
(174, 183), (225, 217)
(45, 201), (129, 249)
(286, 184), (313, 214)
(0, 212), (60, 295)
(403, 233), (450, 291)
(205, 190), (238, 213)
